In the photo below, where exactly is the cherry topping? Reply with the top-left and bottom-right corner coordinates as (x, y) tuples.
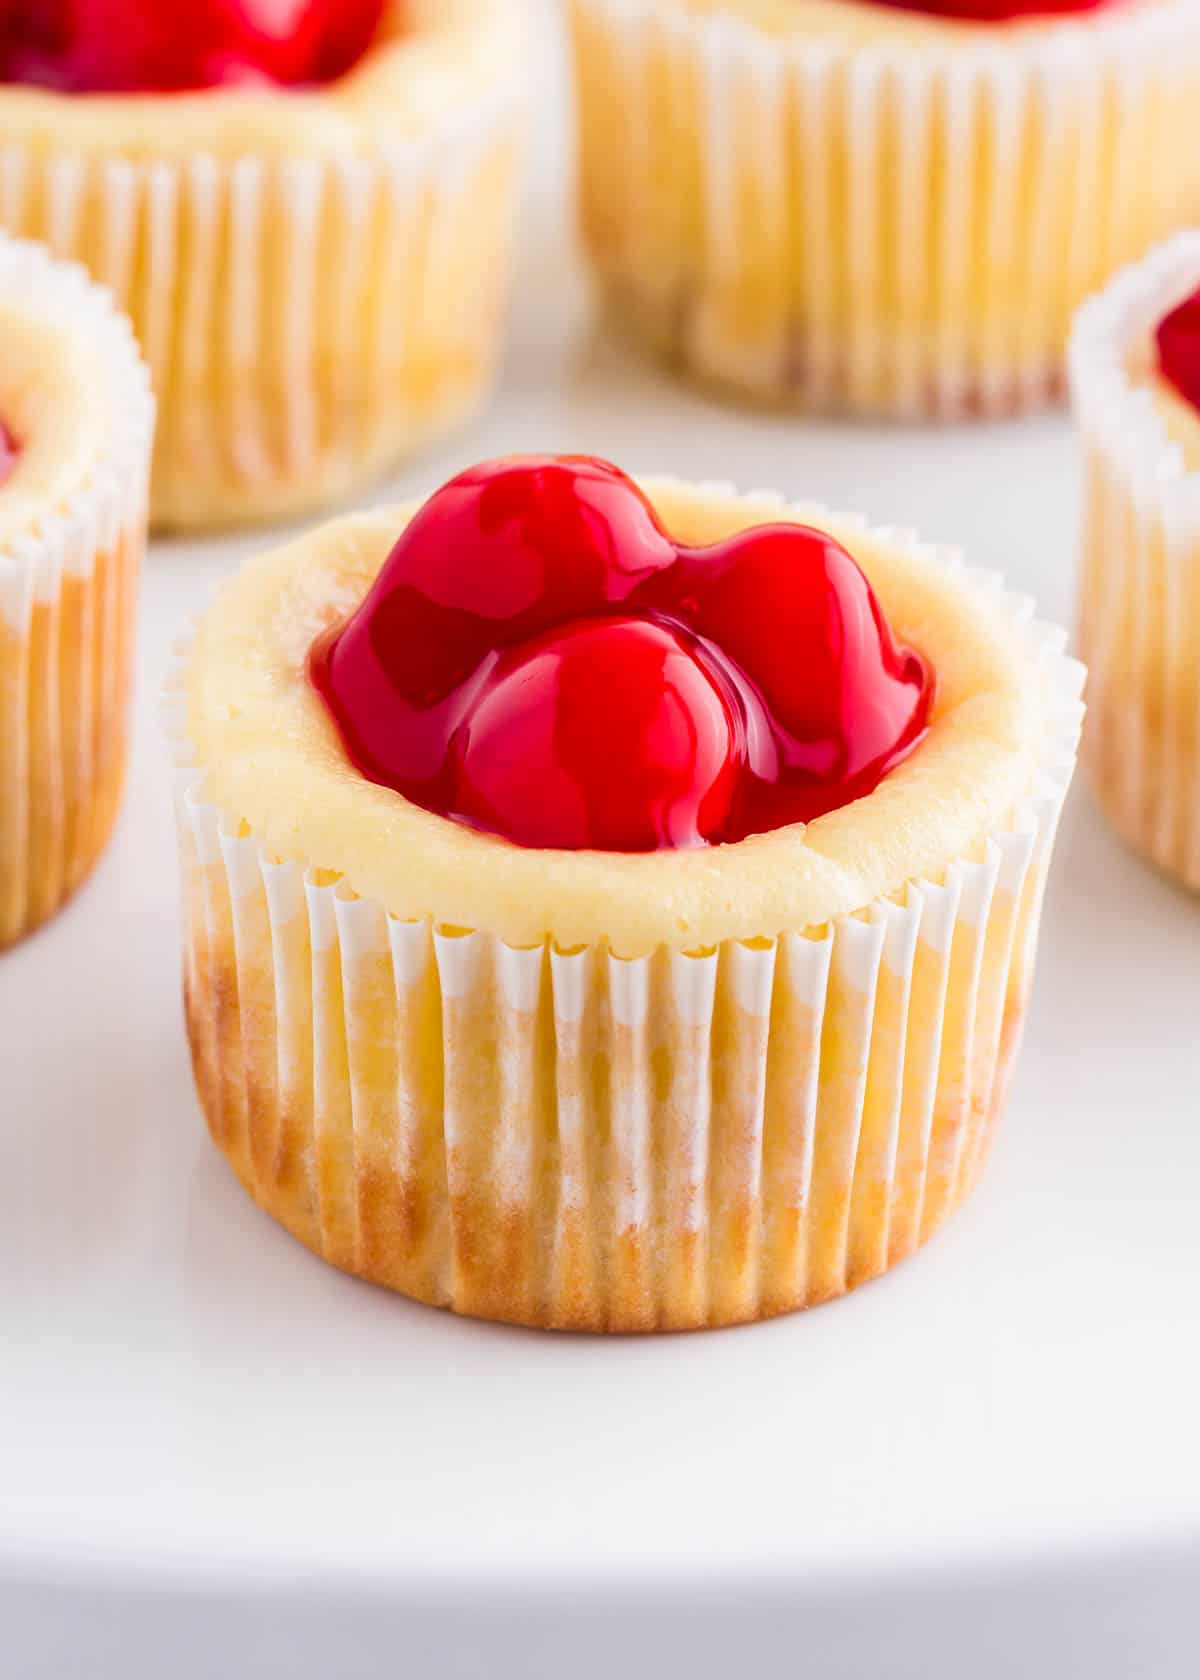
(637, 522), (932, 834)
(0, 420), (18, 487)
(311, 457), (935, 855)
(453, 617), (741, 853)
(0, 0), (385, 94)
(870, 0), (1107, 18)
(1156, 285), (1200, 418)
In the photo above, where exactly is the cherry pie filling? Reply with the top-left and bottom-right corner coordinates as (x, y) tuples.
(0, 0), (386, 94)
(311, 457), (935, 855)
(866, 0), (1111, 22)
(1156, 284), (1200, 417)
(0, 421), (17, 486)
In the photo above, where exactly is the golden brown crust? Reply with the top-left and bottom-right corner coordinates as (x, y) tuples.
(0, 536), (141, 949)
(182, 919), (1029, 1333)
(603, 279), (1069, 425)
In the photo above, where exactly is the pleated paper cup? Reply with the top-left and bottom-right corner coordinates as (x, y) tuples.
(570, 0), (1200, 419)
(0, 7), (524, 532)
(165, 501), (1082, 1331)
(0, 238), (154, 949)
(1070, 232), (1200, 890)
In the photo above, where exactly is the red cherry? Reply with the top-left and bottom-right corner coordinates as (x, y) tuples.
(319, 457), (678, 772)
(870, 0), (1105, 18)
(0, 419), (18, 487)
(450, 618), (742, 853)
(639, 523), (931, 829)
(304, 1), (387, 82)
(1156, 285), (1200, 418)
(311, 456), (934, 855)
(0, 0), (383, 93)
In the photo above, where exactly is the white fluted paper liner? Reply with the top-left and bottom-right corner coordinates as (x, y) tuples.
(0, 90), (521, 530)
(1070, 231), (1200, 889)
(165, 511), (1083, 1330)
(0, 236), (153, 948)
(571, 0), (1200, 419)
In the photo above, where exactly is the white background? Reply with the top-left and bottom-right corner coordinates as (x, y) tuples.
(4, 6), (1199, 1675)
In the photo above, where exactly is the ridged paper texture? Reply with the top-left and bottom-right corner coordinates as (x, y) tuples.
(168, 528), (1083, 1331)
(571, 0), (1200, 418)
(1070, 231), (1200, 889)
(0, 94), (521, 530)
(0, 240), (153, 948)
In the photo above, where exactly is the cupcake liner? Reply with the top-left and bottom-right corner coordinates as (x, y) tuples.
(0, 239), (154, 949)
(1070, 231), (1200, 890)
(571, 0), (1200, 419)
(0, 90), (521, 531)
(166, 509), (1082, 1330)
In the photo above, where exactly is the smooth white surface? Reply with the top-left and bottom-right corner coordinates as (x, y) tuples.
(4, 10), (1200, 1676)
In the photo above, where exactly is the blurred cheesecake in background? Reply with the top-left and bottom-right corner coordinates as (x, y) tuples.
(0, 1), (524, 530)
(1071, 232), (1200, 890)
(570, 0), (1200, 419)
(0, 234), (152, 949)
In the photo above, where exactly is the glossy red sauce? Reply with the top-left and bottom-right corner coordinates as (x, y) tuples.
(1156, 284), (1200, 418)
(869, 0), (1108, 19)
(0, 420), (17, 487)
(310, 457), (935, 854)
(0, 0), (385, 93)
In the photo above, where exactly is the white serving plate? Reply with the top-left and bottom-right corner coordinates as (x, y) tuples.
(3, 10), (1199, 1676)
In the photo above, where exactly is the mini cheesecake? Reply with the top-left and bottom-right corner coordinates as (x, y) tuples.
(0, 0), (523, 529)
(571, 0), (1200, 418)
(1071, 232), (1200, 889)
(0, 235), (153, 948)
(169, 459), (1082, 1331)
